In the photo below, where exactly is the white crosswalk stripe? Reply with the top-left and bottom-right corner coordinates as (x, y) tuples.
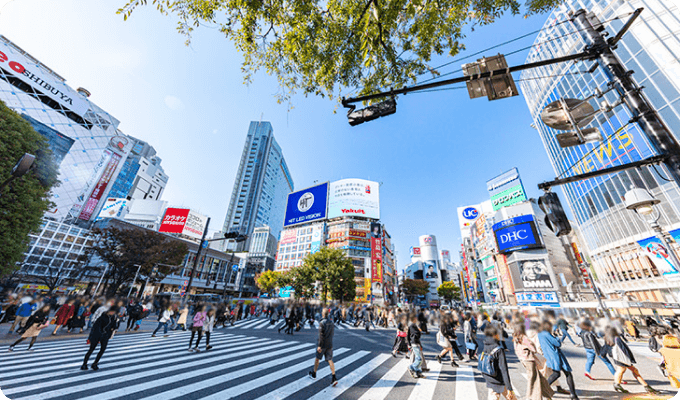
(223, 317), (396, 332)
(0, 330), (521, 400)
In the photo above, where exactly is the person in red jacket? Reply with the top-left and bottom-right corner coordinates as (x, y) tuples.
(52, 299), (76, 335)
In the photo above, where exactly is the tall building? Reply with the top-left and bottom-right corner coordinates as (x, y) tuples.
(521, 0), (680, 304)
(222, 121), (294, 251)
(108, 138), (168, 201)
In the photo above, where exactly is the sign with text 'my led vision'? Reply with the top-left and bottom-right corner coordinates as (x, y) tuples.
(284, 182), (329, 227)
(487, 168), (527, 211)
(493, 215), (542, 254)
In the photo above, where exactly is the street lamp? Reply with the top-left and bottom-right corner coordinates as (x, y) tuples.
(1, 153), (35, 193)
(624, 186), (680, 303)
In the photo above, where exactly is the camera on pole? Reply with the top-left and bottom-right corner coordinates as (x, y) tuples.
(538, 192), (572, 236)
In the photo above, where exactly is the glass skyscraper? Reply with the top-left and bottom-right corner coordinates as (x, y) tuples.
(521, 0), (680, 302)
(222, 121), (294, 251)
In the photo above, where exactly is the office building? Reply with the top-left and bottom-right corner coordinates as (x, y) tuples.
(222, 121), (294, 252)
(108, 138), (168, 201)
(520, 0), (680, 304)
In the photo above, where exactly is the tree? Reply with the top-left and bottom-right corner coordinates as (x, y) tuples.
(303, 247), (356, 303)
(401, 278), (429, 303)
(282, 263), (317, 300)
(83, 227), (188, 297)
(255, 270), (281, 296)
(437, 281), (462, 303)
(117, 0), (559, 102)
(0, 100), (59, 276)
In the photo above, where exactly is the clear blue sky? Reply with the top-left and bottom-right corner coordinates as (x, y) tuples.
(2, 0), (564, 271)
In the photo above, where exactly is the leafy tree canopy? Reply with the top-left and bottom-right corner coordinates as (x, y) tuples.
(117, 0), (560, 102)
(255, 270), (282, 295)
(0, 100), (58, 276)
(437, 281), (462, 302)
(401, 278), (429, 301)
(303, 247), (356, 303)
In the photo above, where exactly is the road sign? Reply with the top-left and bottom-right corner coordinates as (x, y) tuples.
(232, 265), (239, 272)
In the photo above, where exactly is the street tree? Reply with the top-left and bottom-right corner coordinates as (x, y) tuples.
(401, 278), (429, 303)
(437, 281), (462, 303)
(117, 0), (560, 102)
(282, 263), (316, 300)
(0, 100), (59, 276)
(303, 247), (356, 303)
(83, 227), (188, 297)
(255, 270), (281, 296)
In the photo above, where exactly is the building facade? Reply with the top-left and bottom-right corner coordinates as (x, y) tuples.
(521, 0), (680, 303)
(221, 121), (294, 252)
(108, 138), (168, 201)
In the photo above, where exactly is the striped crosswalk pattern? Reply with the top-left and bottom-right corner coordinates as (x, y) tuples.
(0, 329), (534, 400)
(222, 317), (397, 332)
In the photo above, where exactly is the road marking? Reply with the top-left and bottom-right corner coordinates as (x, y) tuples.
(306, 353), (391, 400)
(407, 358), (443, 400)
(455, 366), (478, 400)
(357, 358), (410, 400)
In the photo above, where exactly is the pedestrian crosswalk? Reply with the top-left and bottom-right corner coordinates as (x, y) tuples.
(222, 317), (397, 332)
(0, 329), (518, 400)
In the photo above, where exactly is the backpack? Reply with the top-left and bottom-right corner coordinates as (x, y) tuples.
(478, 347), (501, 376)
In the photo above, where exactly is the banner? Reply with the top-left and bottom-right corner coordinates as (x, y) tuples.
(284, 182), (329, 227)
(78, 152), (122, 221)
(637, 236), (680, 280)
(328, 179), (380, 219)
(371, 237), (383, 283)
(159, 208), (190, 234)
(518, 259), (554, 289)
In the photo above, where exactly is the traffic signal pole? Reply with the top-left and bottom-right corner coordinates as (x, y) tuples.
(182, 217), (211, 306)
(571, 8), (680, 188)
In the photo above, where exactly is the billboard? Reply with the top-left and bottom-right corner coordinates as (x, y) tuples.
(279, 228), (298, 245)
(284, 182), (329, 227)
(371, 232), (383, 283)
(158, 208), (208, 239)
(515, 291), (559, 306)
(457, 204), (481, 237)
(78, 152), (122, 221)
(328, 179), (380, 219)
(487, 168), (527, 211)
(310, 223), (324, 254)
(21, 114), (75, 166)
(517, 259), (554, 289)
(96, 198), (129, 220)
(493, 215), (542, 253)
(637, 236), (680, 280)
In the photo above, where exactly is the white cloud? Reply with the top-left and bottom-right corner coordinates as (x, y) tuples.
(164, 95), (184, 111)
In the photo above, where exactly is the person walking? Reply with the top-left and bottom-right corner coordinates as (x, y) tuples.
(436, 315), (460, 367)
(151, 305), (173, 337)
(81, 306), (119, 370)
(125, 300), (143, 332)
(480, 325), (516, 400)
(513, 322), (553, 400)
(52, 299), (76, 336)
(407, 314), (426, 379)
(603, 327), (659, 394)
(188, 305), (207, 352)
(537, 320), (579, 400)
(555, 316), (578, 346)
(8, 298), (37, 334)
(308, 308), (339, 387)
(659, 334), (680, 388)
(464, 312), (478, 361)
(8, 304), (51, 351)
(392, 314), (409, 358)
(579, 320), (617, 380)
(175, 304), (189, 331)
(203, 308), (215, 351)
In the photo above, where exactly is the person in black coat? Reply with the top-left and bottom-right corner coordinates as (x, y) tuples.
(81, 306), (119, 371)
(480, 325), (515, 400)
(126, 301), (143, 332)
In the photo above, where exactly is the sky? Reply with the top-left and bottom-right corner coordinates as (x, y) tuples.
(1, 0), (562, 271)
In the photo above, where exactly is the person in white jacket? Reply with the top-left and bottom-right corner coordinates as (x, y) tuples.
(203, 309), (216, 351)
(151, 306), (174, 337)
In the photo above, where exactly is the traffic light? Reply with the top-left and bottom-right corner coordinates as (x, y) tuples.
(538, 192), (572, 236)
(345, 98), (397, 126)
(223, 231), (239, 239)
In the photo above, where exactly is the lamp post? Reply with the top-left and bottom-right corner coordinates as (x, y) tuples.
(1, 153), (35, 194)
(624, 186), (680, 304)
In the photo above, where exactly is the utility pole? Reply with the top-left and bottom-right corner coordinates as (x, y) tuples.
(182, 217), (210, 305)
(571, 8), (680, 188)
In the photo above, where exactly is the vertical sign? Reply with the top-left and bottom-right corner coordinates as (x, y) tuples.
(371, 222), (383, 283)
(78, 152), (122, 221)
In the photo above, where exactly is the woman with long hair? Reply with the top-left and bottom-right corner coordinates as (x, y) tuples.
(537, 320), (578, 400)
(392, 314), (409, 357)
(52, 298), (75, 335)
(604, 326), (659, 394)
(436, 315), (460, 367)
(8, 304), (51, 351)
(188, 305), (207, 352)
(514, 322), (554, 400)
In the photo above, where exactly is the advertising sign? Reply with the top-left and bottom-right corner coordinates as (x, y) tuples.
(457, 204), (481, 237)
(493, 215), (542, 253)
(517, 259), (554, 289)
(279, 228), (298, 245)
(78, 152), (122, 221)
(310, 223), (324, 254)
(637, 236), (680, 280)
(371, 234), (383, 283)
(284, 182), (329, 227)
(411, 247), (421, 256)
(496, 253), (515, 294)
(183, 210), (208, 239)
(21, 114), (75, 166)
(515, 291), (559, 306)
(0, 42), (91, 116)
(96, 198), (129, 220)
(279, 286), (294, 298)
(490, 184), (527, 211)
(159, 208), (190, 234)
(348, 229), (367, 238)
(328, 179), (380, 219)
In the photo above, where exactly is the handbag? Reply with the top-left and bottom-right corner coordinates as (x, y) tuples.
(465, 340), (477, 351)
(397, 331), (407, 338)
(436, 331), (452, 348)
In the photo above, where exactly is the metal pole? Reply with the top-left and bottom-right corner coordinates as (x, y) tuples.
(93, 264), (109, 296)
(128, 265), (141, 298)
(183, 217), (211, 306)
(572, 8), (680, 187)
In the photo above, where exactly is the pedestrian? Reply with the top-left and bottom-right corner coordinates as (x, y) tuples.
(151, 304), (173, 337)
(203, 308), (215, 351)
(513, 322), (553, 400)
(479, 325), (516, 400)
(175, 304), (189, 331)
(8, 298), (36, 334)
(125, 300), (143, 332)
(537, 320), (578, 400)
(81, 306), (119, 371)
(8, 304), (51, 351)
(555, 316), (579, 346)
(417, 308), (429, 334)
(579, 320), (617, 381)
(436, 315), (460, 367)
(658, 334), (680, 388)
(464, 312), (478, 361)
(69, 300), (88, 333)
(308, 308), (339, 387)
(392, 314), (409, 358)
(603, 326), (659, 394)
(407, 314), (426, 379)
(188, 305), (207, 352)
(52, 298), (76, 335)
